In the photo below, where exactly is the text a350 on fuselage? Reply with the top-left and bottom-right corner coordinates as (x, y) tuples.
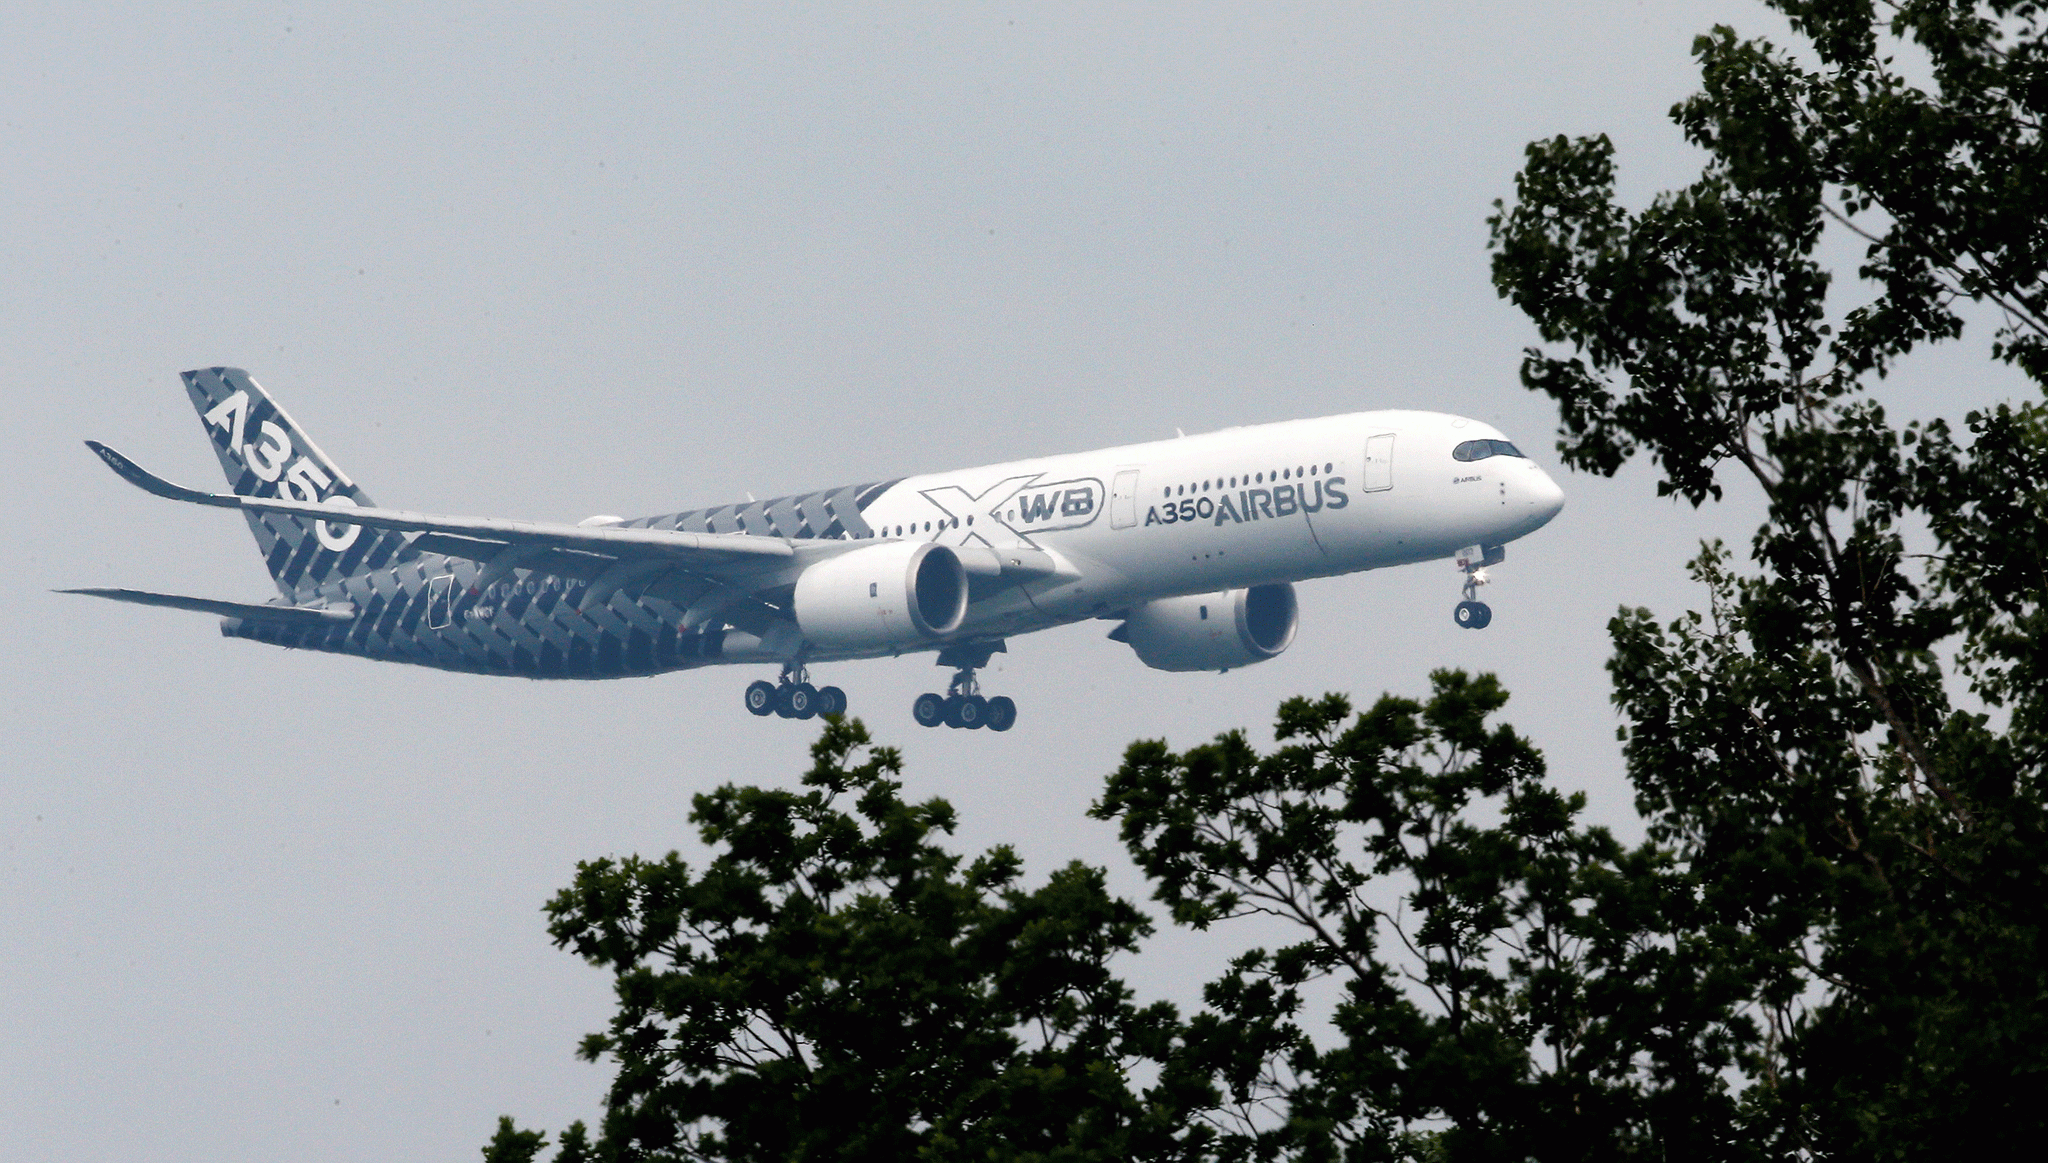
(72, 369), (1564, 733)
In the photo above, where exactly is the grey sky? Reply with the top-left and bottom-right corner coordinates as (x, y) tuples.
(3, 4), (2026, 1160)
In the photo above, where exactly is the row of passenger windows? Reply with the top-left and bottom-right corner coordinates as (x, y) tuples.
(1165, 461), (1335, 498)
(483, 575), (576, 598)
(865, 517), (968, 538)
(1452, 439), (1525, 462)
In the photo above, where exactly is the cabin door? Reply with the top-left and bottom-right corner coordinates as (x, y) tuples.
(1110, 468), (1142, 529)
(1363, 434), (1395, 492)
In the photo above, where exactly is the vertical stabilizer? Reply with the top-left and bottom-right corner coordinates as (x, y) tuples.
(182, 367), (409, 597)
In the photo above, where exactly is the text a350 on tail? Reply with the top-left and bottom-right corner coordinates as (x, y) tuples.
(67, 368), (1564, 732)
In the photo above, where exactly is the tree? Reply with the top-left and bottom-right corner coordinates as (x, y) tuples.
(1487, 0), (2048, 1154)
(483, 1116), (588, 1163)
(1095, 671), (1757, 1163)
(492, 717), (1202, 1163)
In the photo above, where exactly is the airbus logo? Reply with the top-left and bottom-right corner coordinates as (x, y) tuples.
(920, 474), (1104, 546)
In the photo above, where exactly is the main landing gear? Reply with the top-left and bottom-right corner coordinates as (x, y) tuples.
(744, 664), (847, 720)
(913, 641), (1016, 732)
(1453, 544), (1503, 630)
(913, 670), (1017, 732)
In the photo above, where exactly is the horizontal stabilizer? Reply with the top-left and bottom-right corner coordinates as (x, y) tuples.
(58, 587), (357, 627)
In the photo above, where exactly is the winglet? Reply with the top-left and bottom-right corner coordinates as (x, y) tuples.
(85, 441), (238, 507)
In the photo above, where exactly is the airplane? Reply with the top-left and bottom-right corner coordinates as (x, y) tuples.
(67, 367), (1564, 731)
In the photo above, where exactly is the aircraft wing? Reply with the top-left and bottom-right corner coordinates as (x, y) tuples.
(58, 587), (357, 627)
(86, 440), (799, 567)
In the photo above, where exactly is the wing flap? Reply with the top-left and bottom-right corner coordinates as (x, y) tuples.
(408, 532), (514, 559)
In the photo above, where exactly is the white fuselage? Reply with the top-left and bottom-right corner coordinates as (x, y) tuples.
(793, 410), (1564, 660)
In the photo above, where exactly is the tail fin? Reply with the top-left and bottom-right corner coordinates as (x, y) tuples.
(183, 367), (409, 596)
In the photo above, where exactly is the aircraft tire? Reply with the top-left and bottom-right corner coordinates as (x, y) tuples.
(1473, 602), (1492, 628)
(788, 682), (819, 719)
(913, 692), (947, 728)
(985, 696), (1017, 732)
(953, 695), (988, 730)
(1454, 600), (1486, 629)
(817, 685), (847, 717)
(745, 680), (778, 716)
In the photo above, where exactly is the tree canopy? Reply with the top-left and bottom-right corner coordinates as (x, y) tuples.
(488, 718), (1200, 1163)
(1484, 0), (2048, 1154)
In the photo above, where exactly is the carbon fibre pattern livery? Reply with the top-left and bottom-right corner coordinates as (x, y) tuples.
(184, 368), (418, 598)
(187, 368), (897, 679)
(620, 479), (890, 541)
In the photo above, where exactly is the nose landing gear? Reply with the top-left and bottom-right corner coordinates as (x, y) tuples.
(914, 641), (1016, 732)
(1454, 594), (1492, 629)
(1453, 544), (1504, 630)
(744, 664), (847, 720)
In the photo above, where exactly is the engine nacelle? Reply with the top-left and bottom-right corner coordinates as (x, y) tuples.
(794, 541), (969, 651)
(1116, 583), (1298, 672)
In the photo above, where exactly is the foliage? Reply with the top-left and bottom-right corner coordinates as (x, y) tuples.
(494, 716), (1199, 1163)
(1095, 672), (1755, 1162)
(483, 1116), (551, 1163)
(1487, 0), (2048, 1155)
(483, 1117), (590, 1163)
(1490, 0), (2044, 507)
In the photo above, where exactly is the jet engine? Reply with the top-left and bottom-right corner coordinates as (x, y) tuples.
(1113, 583), (1298, 672)
(793, 541), (969, 651)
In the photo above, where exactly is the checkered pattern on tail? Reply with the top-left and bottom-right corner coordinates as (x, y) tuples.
(183, 367), (413, 598)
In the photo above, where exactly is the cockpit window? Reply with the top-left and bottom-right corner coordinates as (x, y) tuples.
(1452, 438), (1526, 462)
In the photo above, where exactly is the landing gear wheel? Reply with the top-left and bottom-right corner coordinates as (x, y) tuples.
(985, 696), (1017, 732)
(783, 682), (819, 719)
(1454, 600), (1493, 629)
(913, 692), (947, 728)
(816, 685), (847, 717)
(948, 694), (988, 730)
(744, 680), (778, 716)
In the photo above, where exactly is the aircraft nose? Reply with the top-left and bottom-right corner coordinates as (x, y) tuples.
(1527, 466), (1565, 527)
